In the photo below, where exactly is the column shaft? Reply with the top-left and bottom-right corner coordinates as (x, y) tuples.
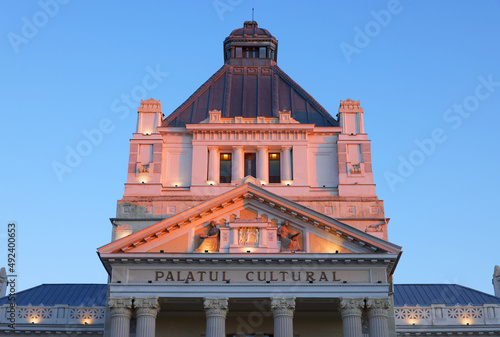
(257, 146), (269, 183)
(135, 297), (160, 337)
(232, 146), (244, 182)
(208, 146), (219, 183)
(271, 297), (295, 337)
(339, 298), (364, 337)
(281, 146), (292, 182)
(108, 298), (133, 337)
(366, 298), (390, 337)
(204, 297), (228, 337)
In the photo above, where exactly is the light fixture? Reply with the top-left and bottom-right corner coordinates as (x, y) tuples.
(160, 250), (164, 253)
(210, 183), (213, 186)
(31, 321), (35, 324)
(117, 280), (121, 283)
(335, 250), (339, 254)
(141, 181), (145, 184)
(205, 250), (209, 253)
(247, 250), (251, 253)
(84, 321), (89, 325)
(226, 280), (230, 284)
(175, 184), (178, 187)
(466, 323), (470, 325)
(266, 280), (270, 283)
(148, 280), (152, 283)
(287, 183), (290, 186)
(309, 280), (313, 284)
(412, 323), (415, 326)
(343, 281), (347, 284)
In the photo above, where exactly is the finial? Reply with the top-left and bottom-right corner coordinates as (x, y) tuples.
(252, 8), (254, 21)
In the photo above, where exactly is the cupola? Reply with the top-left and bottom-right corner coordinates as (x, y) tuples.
(223, 21), (278, 66)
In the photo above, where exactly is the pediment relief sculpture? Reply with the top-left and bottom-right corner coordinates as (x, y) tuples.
(195, 221), (220, 252)
(278, 220), (301, 252)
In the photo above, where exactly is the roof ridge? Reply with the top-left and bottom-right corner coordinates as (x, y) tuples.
(271, 65), (338, 126)
(163, 64), (230, 126)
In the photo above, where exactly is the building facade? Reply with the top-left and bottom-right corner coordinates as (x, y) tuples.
(97, 21), (401, 337)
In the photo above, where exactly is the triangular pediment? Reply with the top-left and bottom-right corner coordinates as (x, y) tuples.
(98, 184), (401, 256)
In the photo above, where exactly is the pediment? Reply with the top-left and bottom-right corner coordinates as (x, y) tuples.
(98, 184), (401, 255)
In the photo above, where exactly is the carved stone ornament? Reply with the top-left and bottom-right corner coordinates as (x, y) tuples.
(270, 297), (295, 317)
(366, 297), (390, 318)
(339, 298), (365, 318)
(108, 297), (133, 318)
(204, 297), (228, 318)
(134, 297), (160, 317)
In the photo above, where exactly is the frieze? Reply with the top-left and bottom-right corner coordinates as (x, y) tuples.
(116, 268), (372, 284)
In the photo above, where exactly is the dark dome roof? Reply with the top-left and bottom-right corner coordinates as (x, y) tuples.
(228, 21), (274, 38)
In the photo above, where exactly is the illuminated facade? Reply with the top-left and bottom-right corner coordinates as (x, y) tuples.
(98, 21), (401, 337)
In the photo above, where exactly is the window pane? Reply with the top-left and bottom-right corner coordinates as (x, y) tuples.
(244, 153), (256, 178)
(259, 47), (266, 58)
(220, 153), (232, 183)
(269, 153), (280, 183)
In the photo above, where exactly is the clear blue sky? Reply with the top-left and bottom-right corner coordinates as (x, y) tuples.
(1, 1), (499, 295)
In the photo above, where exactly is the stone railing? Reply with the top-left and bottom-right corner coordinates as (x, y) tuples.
(395, 304), (500, 326)
(0, 305), (106, 326)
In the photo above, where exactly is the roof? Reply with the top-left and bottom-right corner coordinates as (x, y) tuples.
(162, 64), (338, 127)
(1, 283), (498, 307)
(227, 21), (273, 38)
(0, 284), (107, 306)
(394, 284), (500, 306)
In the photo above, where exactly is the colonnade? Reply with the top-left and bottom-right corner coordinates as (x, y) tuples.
(108, 296), (390, 337)
(207, 145), (293, 184)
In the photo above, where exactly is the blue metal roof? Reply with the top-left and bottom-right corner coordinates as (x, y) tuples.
(394, 284), (500, 306)
(0, 284), (107, 306)
(1, 283), (499, 307)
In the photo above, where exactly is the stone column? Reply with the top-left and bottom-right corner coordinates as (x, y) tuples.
(232, 145), (244, 182)
(339, 298), (364, 337)
(135, 297), (160, 337)
(208, 146), (219, 183)
(108, 297), (133, 337)
(271, 297), (295, 337)
(257, 146), (269, 183)
(281, 146), (292, 182)
(366, 298), (390, 337)
(204, 297), (228, 337)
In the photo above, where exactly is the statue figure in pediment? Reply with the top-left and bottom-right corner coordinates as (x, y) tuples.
(195, 221), (219, 252)
(277, 221), (301, 251)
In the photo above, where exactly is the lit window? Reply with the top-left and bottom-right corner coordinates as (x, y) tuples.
(220, 153), (232, 183)
(269, 153), (280, 183)
(244, 153), (256, 178)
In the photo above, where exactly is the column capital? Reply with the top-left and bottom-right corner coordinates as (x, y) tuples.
(257, 145), (268, 150)
(134, 297), (160, 317)
(339, 297), (364, 318)
(208, 145), (219, 150)
(271, 297), (295, 317)
(281, 145), (292, 150)
(204, 297), (228, 319)
(232, 145), (244, 149)
(108, 297), (133, 318)
(366, 297), (390, 318)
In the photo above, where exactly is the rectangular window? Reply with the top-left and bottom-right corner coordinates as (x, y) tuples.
(220, 153), (232, 183)
(235, 47), (242, 58)
(259, 47), (267, 58)
(268, 153), (281, 183)
(244, 153), (256, 178)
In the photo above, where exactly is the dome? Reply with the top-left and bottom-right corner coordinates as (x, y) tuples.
(223, 21), (278, 64)
(227, 21), (274, 38)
